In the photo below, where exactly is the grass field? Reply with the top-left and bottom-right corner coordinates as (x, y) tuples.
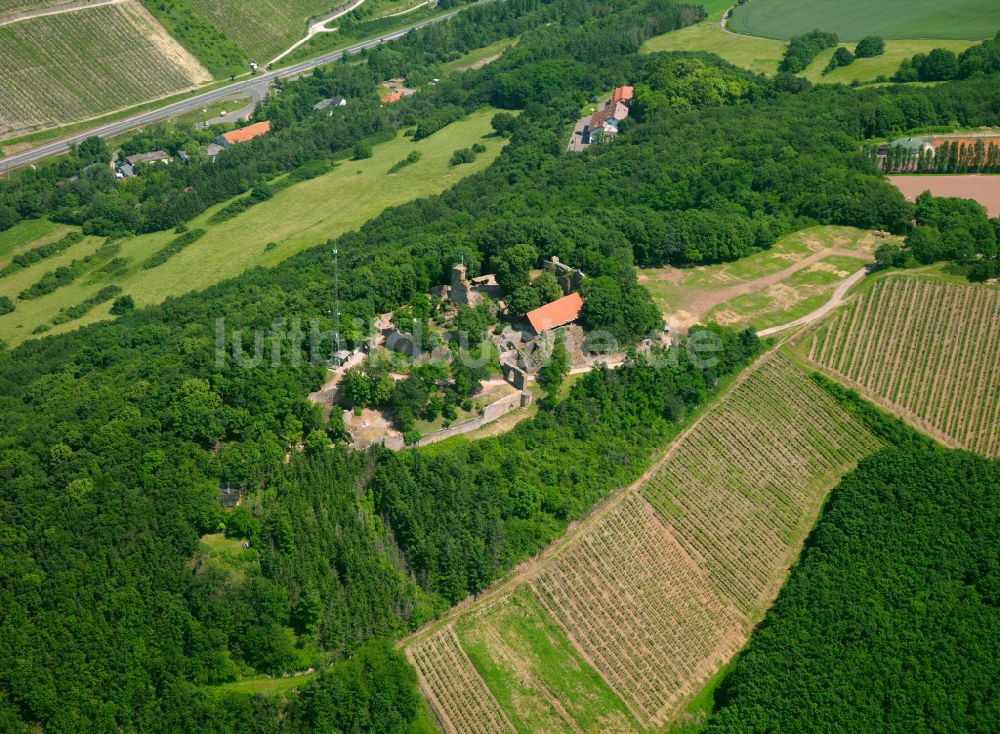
(641, 4), (981, 84)
(729, 0), (1000, 41)
(0, 1), (210, 137)
(403, 352), (879, 733)
(641, 10), (786, 76)
(804, 39), (975, 83)
(0, 109), (505, 346)
(637, 226), (878, 331)
(809, 276), (1000, 457)
(440, 38), (517, 76)
(706, 254), (868, 330)
(0, 219), (73, 264)
(455, 588), (640, 732)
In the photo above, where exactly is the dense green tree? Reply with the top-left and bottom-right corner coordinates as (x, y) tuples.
(854, 35), (885, 58)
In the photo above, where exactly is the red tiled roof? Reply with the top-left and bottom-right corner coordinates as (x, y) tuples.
(526, 292), (583, 334)
(611, 85), (634, 104)
(221, 121), (271, 145)
(928, 137), (1000, 151)
(380, 91), (403, 103)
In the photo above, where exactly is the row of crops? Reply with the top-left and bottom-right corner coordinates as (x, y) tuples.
(406, 626), (515, 734)
(810, 277), (1000, 457)
(187, 0), (337, 61)
(404, 354), (880, 733)
(641, 355), (881, 614)
(531, 494), (743, 727)
(0, 2), (208, 136)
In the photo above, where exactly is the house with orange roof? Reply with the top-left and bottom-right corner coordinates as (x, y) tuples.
(525, 292), (584, 335)
(380, 91), (404, 104)
(215, 121), (271, 148)
(611, 85), (634, 105)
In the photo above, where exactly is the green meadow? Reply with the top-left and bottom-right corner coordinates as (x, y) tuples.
(455, 588), (640, 733)
(0, 109), (505, 346)
(642, 2), (984, 84)
(728, 0), (999, 41)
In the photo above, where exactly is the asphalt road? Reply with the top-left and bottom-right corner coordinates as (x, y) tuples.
(0, 8), (462, 173)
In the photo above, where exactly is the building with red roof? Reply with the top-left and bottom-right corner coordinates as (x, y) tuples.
(525, 292), (584, 335)
(611, 85), (634, 104)
(216, 121), (271, 148)
(380, 91), (404, 104)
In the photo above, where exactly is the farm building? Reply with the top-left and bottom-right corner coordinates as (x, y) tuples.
(526, 292), (584, 335)
(215, 120), (272, 148)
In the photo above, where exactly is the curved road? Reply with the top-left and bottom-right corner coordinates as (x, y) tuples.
(756, 264), (872, 337)
(0, 5), (468, 173)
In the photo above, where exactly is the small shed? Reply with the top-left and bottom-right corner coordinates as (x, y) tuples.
(217, 483), (243, 508)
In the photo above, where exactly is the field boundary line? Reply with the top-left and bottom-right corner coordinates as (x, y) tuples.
(398, 346), (782, 649)
(0, 0), (123, 27)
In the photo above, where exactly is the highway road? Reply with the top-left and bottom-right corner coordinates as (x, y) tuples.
(0, 7), (463, 173)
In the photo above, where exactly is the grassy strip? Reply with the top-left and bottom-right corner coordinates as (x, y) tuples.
(35, 285), (123, 333)
(142, 229), (207, 269)
(1, 232), (84, 278)
(19, 243), (120, 300)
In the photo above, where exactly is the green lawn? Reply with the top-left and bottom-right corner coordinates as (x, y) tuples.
(728, 0), (999, 41)
(0, 219), (73, 265)
(0, 109), (506, 346)
(215, 672), (317, 696)
(802, 39), (975, 83)
(641, 9), (786, 75)
(440, 38), (517, 76)
(455, 588), (640, 733)
(642, 3), (985, 82)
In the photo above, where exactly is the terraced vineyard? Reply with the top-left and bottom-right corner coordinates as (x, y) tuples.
(641, 355), (882, 614)
(531, 493), (744, 727)
(404, 353), (879, 732)
(0, 0), (68, 18)
(405, 626), (514, 734)
(187, 0), (339, 61)
(0, 1), (210, 136)
(810, 277), (1000, 457)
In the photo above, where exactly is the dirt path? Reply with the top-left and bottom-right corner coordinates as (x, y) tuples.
(398, 348), (775, 649)
(681, 247), (867, 328)
(0, 0), (122, 26)
(381, 0), (432, 19)
(268, 0), (367, 66)
(757, 264), (871, 337)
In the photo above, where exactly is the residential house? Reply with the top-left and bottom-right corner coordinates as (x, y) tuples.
(215, 120), (272, 148)
(525, 292), (584, 335)
(217, 483), (243, 508)
(380, 90), (404, 104)
(611, 85), (634, 105)
(588, 102), (629, 142)
(314, 96), (347, 113)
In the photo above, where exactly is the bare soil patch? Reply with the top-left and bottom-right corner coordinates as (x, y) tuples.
(888, 174), (1000, 216)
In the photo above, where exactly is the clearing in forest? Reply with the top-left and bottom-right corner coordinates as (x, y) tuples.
(0, 0), (210, 137)
(0, 109), (506, 346)
(403, 352), (879, 731)
(809, 276), (1000, 457)
(636, 226), (878, 332)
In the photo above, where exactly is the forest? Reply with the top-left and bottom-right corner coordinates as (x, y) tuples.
(704, 437), (1000, 733)
(3, 0), (1000, 730)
